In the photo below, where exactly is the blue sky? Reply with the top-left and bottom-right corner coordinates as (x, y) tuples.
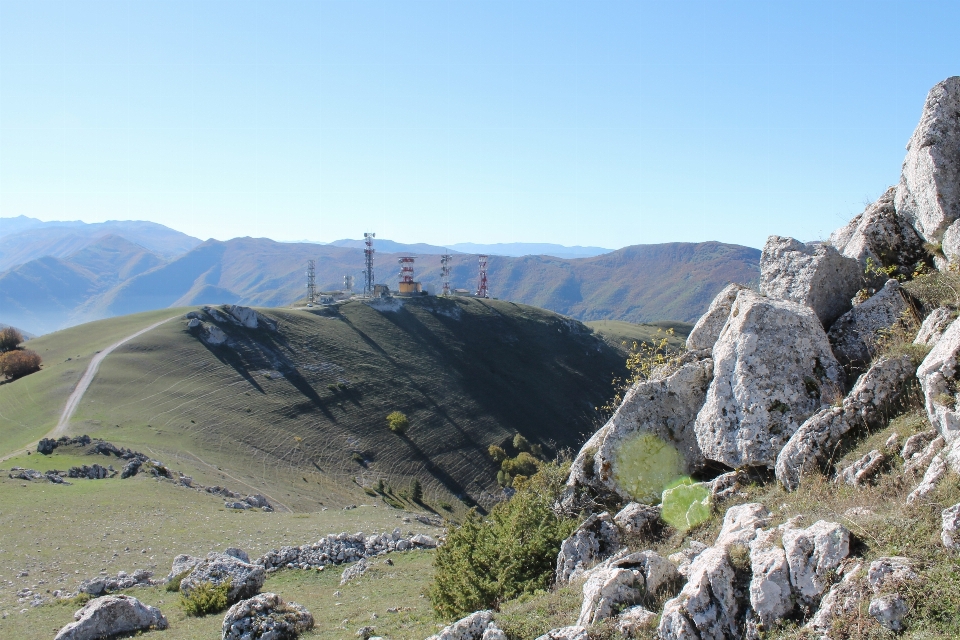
(0, 1), (957, 249)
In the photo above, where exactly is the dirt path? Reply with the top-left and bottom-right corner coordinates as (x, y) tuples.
(177, 449), (293, 513)
(49, 316), (179, 439)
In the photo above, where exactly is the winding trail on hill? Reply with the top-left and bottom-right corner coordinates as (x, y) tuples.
(50, 315), (179, 439)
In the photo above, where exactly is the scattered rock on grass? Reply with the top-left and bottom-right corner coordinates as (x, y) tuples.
(54, 594), (167, 640)
(221, 592), (313, 640)
(180, 552), (266, 604)
(837, 449), (887, 486)
(425, 610), (495, 640)
(534, 627), (588, 640)
(341, 558), (369, 585)
(942, 503), (960, 549)
(869, 593), (909, 631)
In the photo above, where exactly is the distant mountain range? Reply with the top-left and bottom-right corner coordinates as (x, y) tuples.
(324, 239), (613, 259)
(0, 217), (760, 335)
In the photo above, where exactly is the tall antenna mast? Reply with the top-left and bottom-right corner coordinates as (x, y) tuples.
(363, 232), (376, 297)
(476, 254), (489, 298)
(440, 252), (452, 296)
(306, 259), (316, 304)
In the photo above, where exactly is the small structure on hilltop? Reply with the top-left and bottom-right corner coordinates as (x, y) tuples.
(305, 259), (316, 304)
(476, 254), (489, 298)
(440, 252), (453, 296)
(363, 232), (376, 297)
(397, 256), (423, 295)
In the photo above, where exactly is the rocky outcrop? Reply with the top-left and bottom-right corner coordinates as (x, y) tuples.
(782, 520), (851, 608)
(694, 289), (843, 469)
(686, 283), (745, 351)
(837, 449), (887, 486)
(759, 236), (863, 327)
(78, 570), (155, 597)
(827, 280), (910, 370)
(555, 512), (620, 583)
(255, 529), (437, 571)
(534, 627), (588, 640)
(895, 76), (960, 246)
(748, 527), (793, 629)
(221, 592), (314, 640)
(577, 551), (679, 628)
(830, 186), (927, 279)
(613, 502), (661, 538)
(425, 610), (501, 640)
(776, 354), (915, 491)
(227, 305), (260, 329)
(907, 453), (947, 504)
(37, 438), (57, 455)
(68, 464), (111, 479)
(166, 554), (202, 582)
(180, 552), (266, 604)
(915, 306), (955, 347)
(917, 317), (960, 443)
(568, 358), (712, 502)
(942, 503), (960, 549)
(54, 595), (167, 640)
(616, 606), (658, 637)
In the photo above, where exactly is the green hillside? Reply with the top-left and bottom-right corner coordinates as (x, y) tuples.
(585, 319), (693, 352)
(0, 298), (624, 512)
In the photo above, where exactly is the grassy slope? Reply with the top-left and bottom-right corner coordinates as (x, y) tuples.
(0, 458), (441, 639)
(585, 320), (692, 353)
(1, 298), (624, 512)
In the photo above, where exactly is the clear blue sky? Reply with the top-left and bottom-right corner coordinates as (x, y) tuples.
(1, 1), (957, 249)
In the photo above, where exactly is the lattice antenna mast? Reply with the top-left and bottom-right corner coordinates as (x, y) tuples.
(399, 256), (415, 285)
(476, 254), (489, 298)
(306, 259), (317, 303)
(363, 232), (376, 296)
(343, 274), (354, 293)
(440, 252), (452, 296)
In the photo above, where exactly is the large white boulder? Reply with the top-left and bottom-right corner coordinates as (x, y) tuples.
(54, 595), (167, 640)
(222, 592), (313, 640)
(942, 503), (960, 549)
(759, 236), (863, 327)
(827, 280), (909, 370)
(425, 611), (495, 640)
(776, 354), (915, 491)
(830, 186), (927, 278)
(180, 552), (266, 604)
(576, 550), (679, 628)
(918, 317), (960, 443)
(895, 76), (960, 245)
(568, 358), (712, 502)
(694, 289), (843, 469)
(686, 283), (746, 352)
(782, 521), (851, 607)
(227, 305), (259, 328)
(915, 306), (955, 348)
(749, 528), (793, 629)
(555, 512), (620, 584)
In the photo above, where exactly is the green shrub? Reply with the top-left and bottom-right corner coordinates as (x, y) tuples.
(165, 569), (191, 593)
(387, 411), (410, 435)
(374, 478), (385, 493)
(429, 462), (576, 619)
(513, 433), (531, 453)
(488, 445), (508, 462)
(180, 579), (230, 616)
(501, 452), (539, 477)
(410, 478), (423, 502)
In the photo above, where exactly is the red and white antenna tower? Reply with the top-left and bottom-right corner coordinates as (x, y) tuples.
(476, 254), (489, 298)
(363, 232), (376, 296)
(440, 252), (452, 296)
(398, 256), (415, 285)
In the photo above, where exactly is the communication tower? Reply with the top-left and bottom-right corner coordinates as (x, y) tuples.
(476, 255), (489, 298)
(440, 253), (452, 296)
(363, 233), (376, 297)
(306, 259), (316, 304)
(343, 274), (354, 293)
(397, 256), (422, 294)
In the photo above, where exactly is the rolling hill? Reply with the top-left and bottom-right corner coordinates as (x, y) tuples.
(0, 235), (760, 335)
(0, 298), (626, 512)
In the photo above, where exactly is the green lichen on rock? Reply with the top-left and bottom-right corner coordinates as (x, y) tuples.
(660, 478), (711, 531)
(612, 432), (684, 504)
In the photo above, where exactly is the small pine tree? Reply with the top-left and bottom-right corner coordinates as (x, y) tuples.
(410, 478), (423, 502)
(375, 478), (385, 493)
(512, 433), (531, 453)
(488, 444), (507, 462)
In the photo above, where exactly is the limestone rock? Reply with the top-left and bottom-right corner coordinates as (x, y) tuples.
(837, 450), (887, 486)
(223, 547), (250, 563)
(37, 438), (57, 455)
(917, 317), (960, 442)
(776, 355), (915, 491)
(181, 552), (266, 604)
(555, 512), (620, 583)
(577, 567), (642, 627)
(943, 219), (960, 265)
(426, 610), (494, 640)
(907, 453), (947, 505)
(686, 283), (746, 352)
(942, 503), (960, 548)
(915, 307), (954, 348)
(830, 186), (927, 278)
(901, 430), (937, 462)
(613, 502), (661, 538)
(694, 289), (843, 469)
(782, 521), (851, 607)
(667, 541), (708, 578)
(759, 236), (863, 327)
(749, 528), (793, 628)
(807, 566), (867, 635)
(904, 436), (945, 477)
(201, 324), (228, 346)
(227, 305), (259, 329)
(165, 554), (201, 584)
(187, 317), (201, 329)
(54, 595), (167, 640)
(568, 358), (712, 502)
(221, 592), (313, 640)
(827, 280), (909, 370)
(533, 627), (588, 640)
(616, 606), (658, 637)
(895, 76), (960, 245)
(120, 458), (142, 479)
(480, 623), (508, 640)
(867, 557), (918, 591)
(604, 550), (681, 597)
(869, 594), (908, 632)
(341, 558), (369, 585)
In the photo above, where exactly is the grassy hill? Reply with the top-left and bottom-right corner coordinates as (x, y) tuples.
(1, 235), (759, 335)
(585, 319), (693, 353)
(0, 298), (625, 512)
